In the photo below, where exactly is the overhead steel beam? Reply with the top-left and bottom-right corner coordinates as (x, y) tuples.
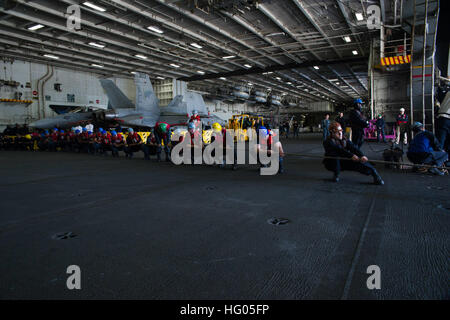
(219, 11), (288, 65)
(12, 0), (216, 72)
(335, 0), (366, 56)
(155, 0), (279, 66)
(328, 66), (362, 97)
(276, 72), (339, 101)
(178, 57), (367, 81)
(256, 4), (319, 61)
(291, 69), (351, 100)
(110, 0), (266, 69)
(0, 23), (189, 78)
(292, 0), (341, 59)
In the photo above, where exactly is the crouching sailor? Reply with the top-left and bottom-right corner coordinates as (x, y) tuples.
(256, 126), (285, 174)
(323, 122), (384, 185)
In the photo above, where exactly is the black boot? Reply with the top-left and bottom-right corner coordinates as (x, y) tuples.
(278, 157), (285, 174)
(372, 170), (384, 185)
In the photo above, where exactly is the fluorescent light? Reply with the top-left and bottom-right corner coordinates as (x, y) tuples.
(287, 82), (292, 85)
(28, 24), (44, 31)
(83, 2), (106, 12)
(352, 50), (358, 55)
(222, 55), (235, 59)
(355, 13), (364, 21)
(89, 42), (105, 48)
(43, 54), (59, 59)
(170, 63), (180, 68)
(135, 54), (147, 59)
(156, 76), (165, 80)
(244, 64), (252, 68)
(147, 26), (163, 34)
(130, 71), (137, 74)
(190, 43), (202, 49)
(219, 77), (226, 80)
(344, 36), (351, 43)
(197, 70), (205, 74)
(91, 64), (104, 68)
(276, 77), (282, 80)
(313, 66), (319, 70)
(248, 82), (253, 86)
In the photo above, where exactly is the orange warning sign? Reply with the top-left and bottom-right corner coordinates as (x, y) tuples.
(381, 55), (411, 66)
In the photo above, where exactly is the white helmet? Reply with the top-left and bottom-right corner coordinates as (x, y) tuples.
(400, 108), (405, 112)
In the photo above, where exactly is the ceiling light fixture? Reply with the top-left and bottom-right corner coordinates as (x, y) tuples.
(190, 43), (202, 49)
(222, 55), (235, 59)
(147, 26), (164, 34)
(135, 54), (147, 59)
(355, 13), (364, 21)
(28, 24), (44, 31)
(83, 2), (106, 12)
(89, 42), (105, 48)
(43, 54), (59, 59)
(170, 63), (180, 68)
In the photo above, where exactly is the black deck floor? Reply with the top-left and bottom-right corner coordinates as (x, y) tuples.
(0, 134), (449, 299)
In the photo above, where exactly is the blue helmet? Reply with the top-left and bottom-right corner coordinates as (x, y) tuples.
(258, 126), (268, 137)
(354, 98), (363, 104)
(128, 128), (134, 133)
(82, 128), (87, 132)
(188, 122), (196, 130)
(53, 128), (58, 132)
(111, 131), (117, 136)
(99, 128), (103, 132)
(88, 131), (93, 135)
(44, 130), (49, 134)
(412, 121), (424, 131)
(75, 129), (80, 134)
(60, 130), (64, 134)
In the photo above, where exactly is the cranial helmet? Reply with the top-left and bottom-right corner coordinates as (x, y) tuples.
(258, 126), (268, 137)
(329, 121), (342, 132)
(212, 122), (222, 132)
(158, 122), (168, 133)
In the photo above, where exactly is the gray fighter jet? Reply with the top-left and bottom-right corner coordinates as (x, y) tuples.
(29, 72), (225, 129)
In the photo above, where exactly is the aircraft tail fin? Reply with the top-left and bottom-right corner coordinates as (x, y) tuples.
(134, 72), (160, 120)
(164, 91), (208, 116)
(100, 79), (134, 110)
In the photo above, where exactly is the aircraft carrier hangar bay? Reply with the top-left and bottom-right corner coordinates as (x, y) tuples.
(0, 0), (449, 303)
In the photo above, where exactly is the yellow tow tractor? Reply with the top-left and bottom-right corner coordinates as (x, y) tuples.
(227, 114), (264, 142)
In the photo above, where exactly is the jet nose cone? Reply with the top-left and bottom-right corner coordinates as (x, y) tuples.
(28, 120), (45, 129)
